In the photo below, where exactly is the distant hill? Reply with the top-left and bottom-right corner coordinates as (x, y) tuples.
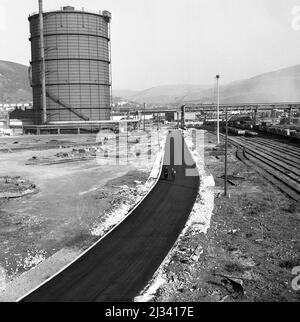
(2, 59), (300, 106)
(118, 64), (300, 105)
(127, 84), (211, 104)
(185, 64), (300, 104)
(112, 89), (140, 98)
(0, 60), (31, 103)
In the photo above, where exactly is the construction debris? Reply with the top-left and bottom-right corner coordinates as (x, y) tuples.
(0, 176), (38, 199)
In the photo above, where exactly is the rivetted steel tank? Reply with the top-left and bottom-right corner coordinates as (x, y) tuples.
(28, 6), (112, 124)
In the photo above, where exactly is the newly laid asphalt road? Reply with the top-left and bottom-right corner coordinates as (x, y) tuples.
(21, 131), (200, 302)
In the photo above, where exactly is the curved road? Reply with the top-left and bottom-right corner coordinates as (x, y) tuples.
(21, 131), (199, 302)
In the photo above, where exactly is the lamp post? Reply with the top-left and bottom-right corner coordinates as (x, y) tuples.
(143, 103), (146, 131)
(181, 104), (186, 129)
(216, 75), (220, 145)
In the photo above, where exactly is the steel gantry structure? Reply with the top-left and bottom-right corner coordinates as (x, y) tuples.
(130, 102), (300, 114)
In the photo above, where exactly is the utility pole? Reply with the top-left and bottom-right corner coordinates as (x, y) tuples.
(39, 0), (47, 124)
(181, 105), (186, 129)
(143, 103), (146, 131)
(289, 106), (293, 124)
(224, 106), (228, 197)
(216, 75), (220, 144)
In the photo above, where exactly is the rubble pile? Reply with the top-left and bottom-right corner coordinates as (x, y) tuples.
(0, 176), (38, 199)
(26, 146), (104, 165)
(90, 184), (145, 237)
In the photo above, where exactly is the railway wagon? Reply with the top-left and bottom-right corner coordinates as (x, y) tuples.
(228, 127), (246, 136)
(290, 130), (300, 139)
(245, 130), (258, 137)
(234, 123), (254, 130)
(267, 126), (291, 137)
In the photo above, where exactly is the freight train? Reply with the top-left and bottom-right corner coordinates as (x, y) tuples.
(254, 124), (300, 139)
(229, 121), (300, 140)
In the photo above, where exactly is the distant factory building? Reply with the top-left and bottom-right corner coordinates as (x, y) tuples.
(165, 111), (175, 122)
(185, 112), (197, 121)
(0, 109), (11, 135)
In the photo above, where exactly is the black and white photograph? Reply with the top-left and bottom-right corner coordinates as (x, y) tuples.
(0, 0), (299, 307)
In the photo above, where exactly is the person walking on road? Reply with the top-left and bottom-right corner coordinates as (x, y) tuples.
(163, 166), (168, 180)
(171, 168), (176, 180)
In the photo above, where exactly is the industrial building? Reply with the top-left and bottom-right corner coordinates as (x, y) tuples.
(0, 112), (9, 130)
(28, 5), (112, 125)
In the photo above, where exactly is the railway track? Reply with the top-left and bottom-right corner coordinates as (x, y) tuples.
(246, 137), (300, 159)
(254, 134), (300, 151)
(235, 137), (300, 172)
(229, 137), (300, 180)
(222, 134), (300, 202)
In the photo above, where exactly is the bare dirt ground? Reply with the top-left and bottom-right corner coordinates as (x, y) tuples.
(155, 131), (300, 302)
(0, 129), (165, 301)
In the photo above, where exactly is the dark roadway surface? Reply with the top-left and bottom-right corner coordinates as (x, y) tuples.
(21, 131), (200, 302)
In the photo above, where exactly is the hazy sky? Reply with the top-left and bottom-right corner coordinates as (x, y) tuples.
(1, 0), (300, 90)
